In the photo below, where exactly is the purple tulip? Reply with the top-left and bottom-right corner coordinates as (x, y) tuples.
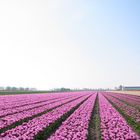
(99, 93), (139, 140)
(48, 93), (97, 140)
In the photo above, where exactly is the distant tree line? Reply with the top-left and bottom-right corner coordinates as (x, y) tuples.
(52, 88), (71, 92)
(51, 87), (109, 92)
(0, 86), (37, 92)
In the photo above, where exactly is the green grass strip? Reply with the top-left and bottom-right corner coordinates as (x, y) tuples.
(87, 93), (101, 140)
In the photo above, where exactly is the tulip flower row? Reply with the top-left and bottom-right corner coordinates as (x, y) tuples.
(0, 94), (76, 118)
(104, 93), (140, 124)
(0, 94), (85, 130)
(0, 94), (91, 140)
(106, 92), (140, 108)
(48, 93), (97, 140)
(0, 92), (80, 110)
(0, 91), (139, 140)
(122, 93), (140, 100)
(0, 94), (53, 110)
(99, 93), (139, 140)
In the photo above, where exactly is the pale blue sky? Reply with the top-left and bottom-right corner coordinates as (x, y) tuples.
(0, 0), (140, 89)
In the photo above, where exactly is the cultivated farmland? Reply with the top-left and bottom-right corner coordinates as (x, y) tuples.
(0, 91), (139, 140)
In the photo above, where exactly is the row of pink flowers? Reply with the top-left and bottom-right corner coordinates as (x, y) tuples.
(103, 93), (140, 124)
(121, 93), (140, 100)
(99, 93), (139, 140)
(48, 93), (97, 140)
(0, 92), (81, 110)
(0, 94), (75, 117)
(0, 94), (52, 110)
(107, 92), (140, 108)
(0, 94), (91, 140)
(0, 94), (84, 130)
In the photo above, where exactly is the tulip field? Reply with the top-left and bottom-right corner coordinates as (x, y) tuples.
(0, 91), (139, 140)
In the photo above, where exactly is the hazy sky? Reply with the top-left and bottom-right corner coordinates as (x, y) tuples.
(0, 0), (140, 89)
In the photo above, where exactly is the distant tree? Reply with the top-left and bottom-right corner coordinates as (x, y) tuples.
(25, 88), (30, 91)
(12, 87), (18, 91)
(60, 88), (71, 92)
(0, 87), (4, 91)
(119, 85), (123, 90)
(6, 86), (12, 91)
(19, 87), (25, 91)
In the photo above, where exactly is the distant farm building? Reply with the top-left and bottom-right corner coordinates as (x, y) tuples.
(123, 86), (140, 91)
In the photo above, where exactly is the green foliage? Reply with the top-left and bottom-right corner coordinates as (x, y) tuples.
(87, 94), (101, 140)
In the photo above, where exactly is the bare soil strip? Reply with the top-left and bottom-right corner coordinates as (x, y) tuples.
(109, 91), (140, 96)
(87, 93), (101, 140)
